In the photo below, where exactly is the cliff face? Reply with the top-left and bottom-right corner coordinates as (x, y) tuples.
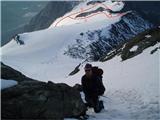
(122, 1), (160, 26)
(2, 1), (79, 46)
(64, 12), (152, 61)
(24, 1), (79, 32)
(24, 1), (160, 32)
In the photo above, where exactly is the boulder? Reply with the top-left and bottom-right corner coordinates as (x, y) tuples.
(1, 62), (35, 82)
(1, 80), (86, 120)
(1, 63), (86, 119)
(73, 84), (83, 92)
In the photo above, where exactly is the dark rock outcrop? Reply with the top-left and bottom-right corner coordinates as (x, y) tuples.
(2, 1), (79, 46)
(150, 46), (160, 54)
(1, 62), (35, 82)
(100, 26), (160, 62)
(121, 27), (160, 60)
(76, 7), (106, 18)
(69, 63), (81, 76)
(123, 1), (160, 26)
(73, 84), (83, 92)
(64, 11), (152, 61)
(1, 63), (86, 119)
(24, 1), (79, 32)
(1, 80), (86, 120)
(86, 0), (105, 5)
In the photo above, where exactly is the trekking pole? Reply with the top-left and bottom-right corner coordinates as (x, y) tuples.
(101, 95), (112, 101)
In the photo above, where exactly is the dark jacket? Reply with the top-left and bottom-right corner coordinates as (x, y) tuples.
(81, 74), (105, 97)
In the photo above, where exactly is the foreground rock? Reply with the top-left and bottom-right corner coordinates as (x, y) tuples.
(1, 62), (35, 82)
(1, 63), (86, 120)
(1, 81), (86, 120)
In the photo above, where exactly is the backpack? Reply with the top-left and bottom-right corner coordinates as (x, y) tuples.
(92, 66), (103, 77)
(92, 66), (105, 95)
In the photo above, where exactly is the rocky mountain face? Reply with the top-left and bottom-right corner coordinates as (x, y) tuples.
(100, 26), (160, 62)
(64, 11), (153, 61)
(24, 1), (79, 32)
(1, 63), (86, 120)
(24, 1), (160, 32)
(3, 1), (159, 48)
(69, 26), (160, 76)
(122, 1), (160, 26)
(2, 1), (79, 46)
(60, 1), (160, 61)
(1, 62), (34, 82)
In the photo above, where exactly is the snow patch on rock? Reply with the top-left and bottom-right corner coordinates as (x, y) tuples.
(145, 34), (152, 38)
(130, 45), (138, 52)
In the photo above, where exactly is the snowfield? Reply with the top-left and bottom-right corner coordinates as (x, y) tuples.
(49, 0), (125, 28)
(1, 42), (159, 119)
(64, 44), (159, 120)
(1, 0), (159, 119)
(1, 0), (125, 82)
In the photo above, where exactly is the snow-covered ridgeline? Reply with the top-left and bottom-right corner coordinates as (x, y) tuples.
(49, 0), (124, 28)
(1, 4), (124, 81)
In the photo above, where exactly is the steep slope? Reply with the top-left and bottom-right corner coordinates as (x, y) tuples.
(63, 12), (152, 61)
(1, 26), (159, 119)
(48, 0), (153, 61)
(1, 0), (158, 81)
(1, 1), (159, 119)
(1, 31), (159, 119)
(1, 0), (127, 81)
(1, 1), (79, 46)
(24, 1), (79, 32)
(65, 43), (159, 120)
(122, 1), (160, 26)
(100, 26), (160, 61)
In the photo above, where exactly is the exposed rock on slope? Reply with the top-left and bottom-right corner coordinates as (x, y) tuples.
(100, 26), (160, 62)
(1, 63), (86, 120)
(123, 1), (160, 26)
(24, 1), (79, 32)
(64, 12), (152, 61)
(2, 1), (79, 46)
(1, 62), (34, 82)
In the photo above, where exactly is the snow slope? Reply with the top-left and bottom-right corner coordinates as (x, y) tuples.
(2, 36), (159, 119)
(49, 0), (125, 28)
(1, 0), (126, 81)
(0, 18), (118, 81)
(1, 0), (159, 119)
(64, 43), (159, 120)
